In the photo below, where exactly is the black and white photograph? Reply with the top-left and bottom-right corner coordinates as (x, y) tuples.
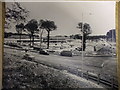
(3, 1), (118, 89)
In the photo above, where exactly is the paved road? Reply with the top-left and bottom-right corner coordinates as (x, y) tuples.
(28, 50), (117, 76)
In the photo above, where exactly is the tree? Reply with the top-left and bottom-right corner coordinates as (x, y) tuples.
(5, 2), (29, 27)
(39, 20), (57, 49)
(5, 2), (29, 44)
(15, 23), (24, 44)
(25, 19), (39, 47)
(77, 22), (92, 51)
(38, 20), (45, 49)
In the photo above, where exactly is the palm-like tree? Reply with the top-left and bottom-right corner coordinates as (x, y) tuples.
(77, 22), (92, 51)
(25, 19), (39, 47)
(40, 20), (57, 49)
(15, 23), (24, 45)
(38, 20), (45, 49)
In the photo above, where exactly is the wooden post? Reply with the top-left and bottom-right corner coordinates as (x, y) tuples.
(97, 74), (100, 85)
(116, 2), (120, 90)
(0, 2), (5, 89)
(111, 77), (114, 88)
(86, 71), (89, 80)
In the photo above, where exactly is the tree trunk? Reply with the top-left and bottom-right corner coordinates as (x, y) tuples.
(32, 34), (34, 47)
(29, 35), (32, 47)
(47, 31), (50, 49)
(82, 34), (86, 51)
(40, 29), (43, 49)
(19, 33), (21, 45)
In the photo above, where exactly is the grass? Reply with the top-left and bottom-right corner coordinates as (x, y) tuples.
(3, 52), (83, 89)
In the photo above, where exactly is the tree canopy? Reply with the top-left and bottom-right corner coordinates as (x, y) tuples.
(39, 20), (57, 32)
(25, 19), (39, 34)
(5, 2), (29, 28)
(77, 22), (92, 35)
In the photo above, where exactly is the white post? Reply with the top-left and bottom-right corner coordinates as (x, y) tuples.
(81, 12), (84, 77)
(39, 29), (41, 49)
(111, 29), (114, 56)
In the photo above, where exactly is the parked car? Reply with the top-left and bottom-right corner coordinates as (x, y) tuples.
(60, 50), (72, 57)
(39, 49), (49, 55)
(75, 47), (82, 51)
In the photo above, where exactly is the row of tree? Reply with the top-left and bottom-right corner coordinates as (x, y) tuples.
(16, 21), (91, 50)
(5, 2), (92, 51)
(16, 19), (57, 49)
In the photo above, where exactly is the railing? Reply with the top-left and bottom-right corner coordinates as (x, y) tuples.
(74, 70), (118, 89)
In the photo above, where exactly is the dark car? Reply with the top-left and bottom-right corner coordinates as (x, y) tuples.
(60, 50), (72, 57)
(33, 46), (49, 55)
(75, 47), (82, 51)
(39, 49), (49, 55)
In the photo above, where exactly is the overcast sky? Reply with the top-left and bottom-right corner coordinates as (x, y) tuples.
(6, 1), (115, 36)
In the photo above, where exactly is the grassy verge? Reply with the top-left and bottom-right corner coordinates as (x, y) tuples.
(3, 52), (83, 89)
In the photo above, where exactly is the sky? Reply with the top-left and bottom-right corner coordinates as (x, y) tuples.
(6, 1), (115, 36)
